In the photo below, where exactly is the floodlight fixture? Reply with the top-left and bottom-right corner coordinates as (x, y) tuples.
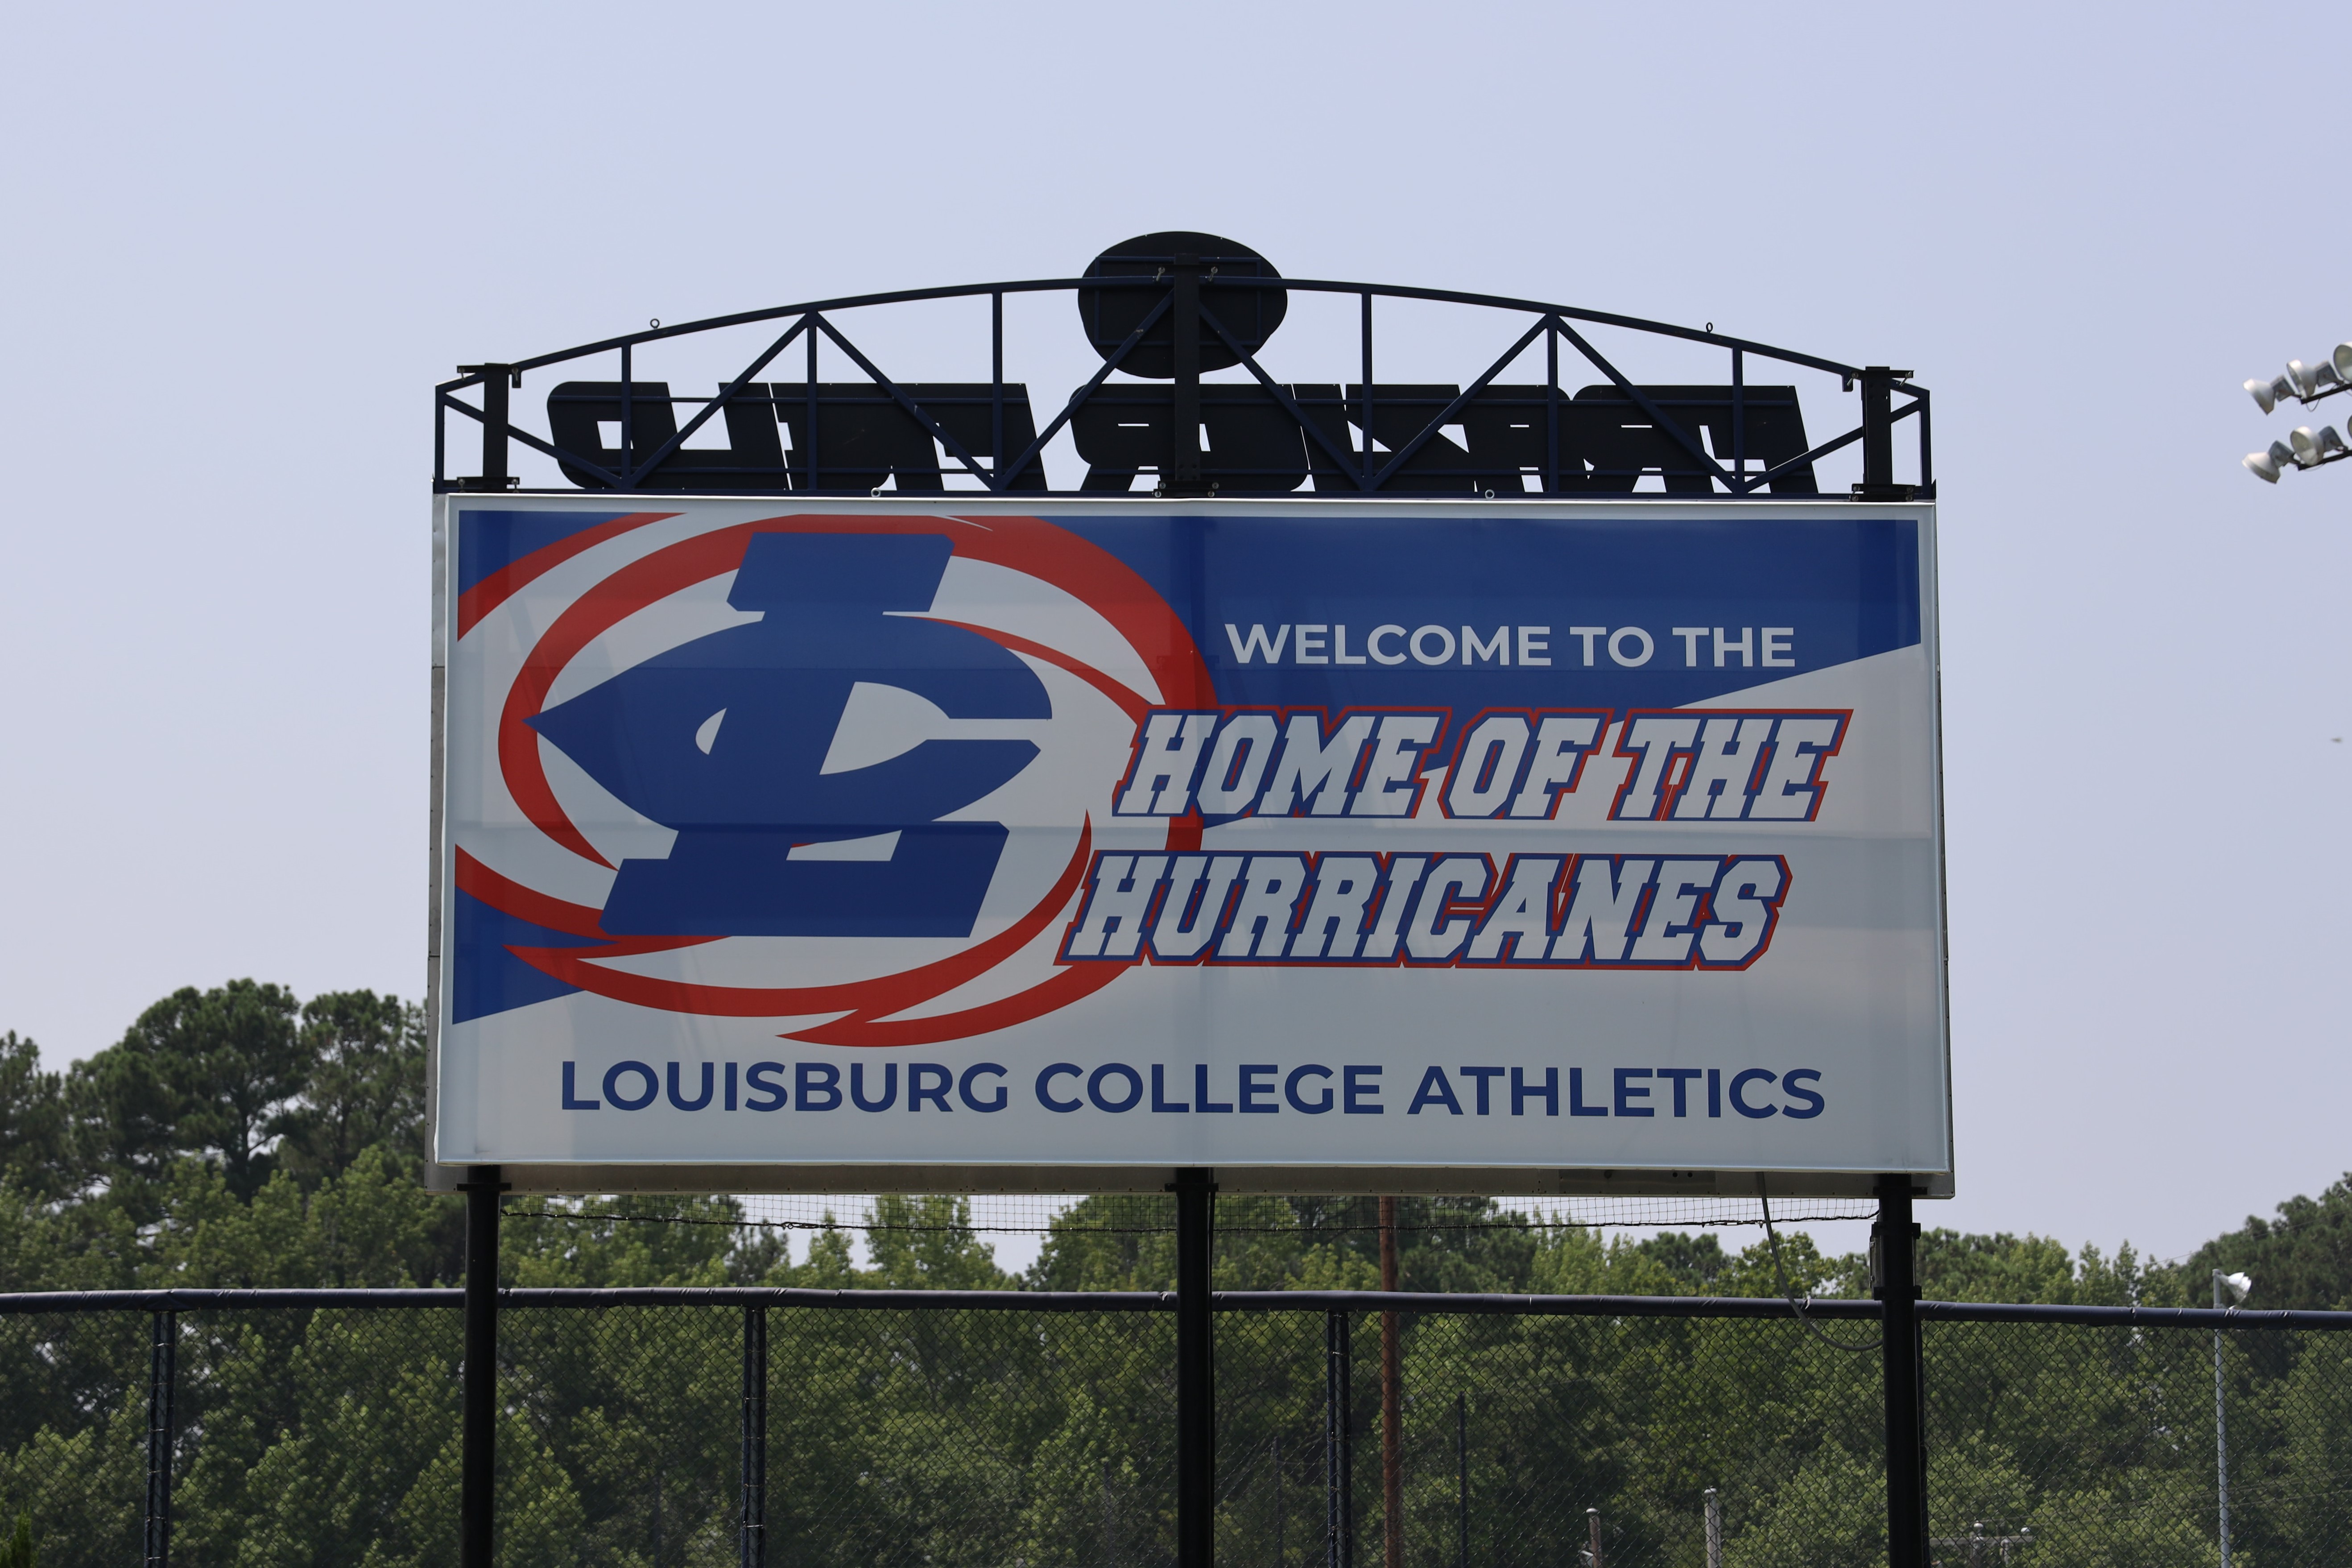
(2219, 1271), (2252, 1303)
(2289, 425), (2346, 466)
(2239, 340), (2352, 470)
(2290, 360), (2344, 399)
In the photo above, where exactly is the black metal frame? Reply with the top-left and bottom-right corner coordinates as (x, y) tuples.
(8, 1285), (2334, 1328)
(741, 1304), (767, 1568)
(459, 1170), (503, 1568)
(23, 1260), (2352, 1568)
(44, 1259), (2343, 1568)
(143, 1310), (174, 1568)
(434, 276), (1930, 502)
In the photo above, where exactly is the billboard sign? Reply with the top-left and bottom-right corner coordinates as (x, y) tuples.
(432, 496), (1947, 1191)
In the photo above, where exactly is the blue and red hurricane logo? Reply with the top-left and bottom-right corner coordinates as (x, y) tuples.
(448, 512), (1209, 1047)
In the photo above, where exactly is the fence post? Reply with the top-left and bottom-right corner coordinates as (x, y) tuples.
(1274, 1434), (1286, 1568)
(143, 1309), (176, 1568)
(1174, 1167), (1215, 1568)
(1877, 1176), (1927, 1568)
(741, 1304), (767, 1568)
(461, 1165), (504, 1568)
(1327, 1310), (1354, 1568)
(1704, 1488), (1722, 1568)
(1455, 1393), (1468, 1568)
(1379, 1197), (1403, 1568)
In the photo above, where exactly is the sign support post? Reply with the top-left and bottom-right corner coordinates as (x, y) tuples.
(1326, 1310), (1354, 1568)
(1175, 1167), (1215, 1568)
(1379, 1198), (1403, 1568)
(461, 1166), (503, 1568)
(143, 1309), (176, 1568)
(1876, 1177), (1927, 1568)
(742, 1305), (768, 1568)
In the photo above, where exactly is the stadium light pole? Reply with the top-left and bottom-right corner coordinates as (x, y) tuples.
(2213, 1270), (2252, 1568)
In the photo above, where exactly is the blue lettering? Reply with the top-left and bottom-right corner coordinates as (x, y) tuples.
(744, 1062), (788, 1112)
(604, 1060), (657, 1111)
(1089, 1063), (1144, 1113)
(851, 1062), (898, 1112)
(1656, 1067), (1701, 1117)
(1513, 1067), (1559, 1117)
(1459, 1066), (1503, 1116)
(1782, 1069), (1824, 1119)
(1344, 1065), (1383, 1114)
(562, 1061), (600, 1110)
(959, 1063), (1009, 1112)
(1568, 1067), (1606, 1117)
(1286, 1064), (1333, 1113)
(908, 1063), (952, 1112)
(1038, 1063), (1082, 1113)
(1614, 1068), (1653, 1118)
(1152, 1063), (1189, 1113)
(1730, 1068), (1779, 1119)
(667, 1061), (715, 1111)
(1408, 1067), (1463, 1116)
(1195, 1062), (1235, 1113)
(796, 1060), (842, 1111)
(1239, 1064), (1278, 1113)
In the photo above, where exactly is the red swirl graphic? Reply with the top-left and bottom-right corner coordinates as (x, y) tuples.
(464, 512), (1212, 1045)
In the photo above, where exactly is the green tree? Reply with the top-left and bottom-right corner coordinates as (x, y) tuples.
(274, 991), (426, 1185)
(67, 980), (306, 1205)
(0, 1034), (67, 1200)
(2183, 1172), (2352, 1310)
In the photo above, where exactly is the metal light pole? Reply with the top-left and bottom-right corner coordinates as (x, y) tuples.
(2212, 1269), (2252, 1568)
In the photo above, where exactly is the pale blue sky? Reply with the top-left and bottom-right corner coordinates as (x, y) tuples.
(2, 2), (2342, 1265)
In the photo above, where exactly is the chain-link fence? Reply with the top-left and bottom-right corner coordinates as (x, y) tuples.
(3, 1287), (2345, 1568)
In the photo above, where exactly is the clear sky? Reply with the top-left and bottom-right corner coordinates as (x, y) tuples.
(1, 1), (2341, 1266)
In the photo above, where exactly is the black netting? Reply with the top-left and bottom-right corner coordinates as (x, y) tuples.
(1216, 1310), (1883, 1568)
(1920, 1321), (2352, 1568)
(0, 1311), (148, 1568)
(171, 1307), (463, 1567)
(6, 1300), (2347, 1568)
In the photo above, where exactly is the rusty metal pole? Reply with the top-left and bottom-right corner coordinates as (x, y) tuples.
(1380, 1197), (1403, 1568)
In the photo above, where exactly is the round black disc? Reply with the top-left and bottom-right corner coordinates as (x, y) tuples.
(1077, 232), (1286, 379)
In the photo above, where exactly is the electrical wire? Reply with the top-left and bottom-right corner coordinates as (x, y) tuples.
(1759, 1184), (1881, 1353)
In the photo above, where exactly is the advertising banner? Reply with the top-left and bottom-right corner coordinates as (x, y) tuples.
(432, 496), (1947, 1188)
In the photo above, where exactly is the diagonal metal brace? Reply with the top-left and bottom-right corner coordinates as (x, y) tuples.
(1549, 318), (1735, 492)
(621, 315), (812, 488)
(443, 392), (629, 492)
(809, 315), (998, 491)
(995, 293), (1176, 492)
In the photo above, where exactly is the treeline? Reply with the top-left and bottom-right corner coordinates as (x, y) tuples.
(7, 982), (2352, 1568)
(5, 978), (2350, 1306)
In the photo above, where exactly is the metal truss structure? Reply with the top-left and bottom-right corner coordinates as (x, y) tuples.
(433, 233), (1931, 503)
